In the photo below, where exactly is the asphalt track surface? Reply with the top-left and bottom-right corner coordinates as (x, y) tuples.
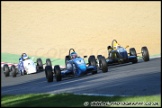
(1, 58), (161, 96)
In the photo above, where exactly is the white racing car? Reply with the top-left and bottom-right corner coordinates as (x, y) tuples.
(3, 53), (44, 77)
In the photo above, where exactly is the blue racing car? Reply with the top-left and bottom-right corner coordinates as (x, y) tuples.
(45, 48), (108, 82)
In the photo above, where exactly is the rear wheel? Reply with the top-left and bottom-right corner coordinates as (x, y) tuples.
(107, 46), (112, 57)
(3, 64), (10, 77)
(65, 55), (71, 68)
(99, 56), (108, 73)
(97, 55), (103, 61)
(88, 55), (97, 74)
(54, 65), (62, 81)
(129, 48), (138, 63)
(46, 58), (52, 66)
(141, 46), (150, 61)
(10, 65), (17, 77)
(45, 66), (53, 82)
(97, 55), (102, 69)
(37, 58), (43, 72)
(129, 48), (137, 56)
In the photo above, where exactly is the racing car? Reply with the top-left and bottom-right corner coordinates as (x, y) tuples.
(97, 39), (150, 66)
(45, 48), (108, 82)
(2, 53), (44, 77)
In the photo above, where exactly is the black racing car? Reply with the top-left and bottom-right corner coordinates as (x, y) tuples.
(97, 39), (150, 66)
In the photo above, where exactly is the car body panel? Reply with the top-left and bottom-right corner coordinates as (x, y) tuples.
(18, 59), (37, 74)
(61, 57), (97, 77)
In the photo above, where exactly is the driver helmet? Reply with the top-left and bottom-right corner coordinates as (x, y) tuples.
(22, 53), (28, 60)
(114, 43), (121, 49)
(70, 52), (78, 59)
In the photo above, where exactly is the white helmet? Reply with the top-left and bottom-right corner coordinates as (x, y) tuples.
(22, 53), (28, 60)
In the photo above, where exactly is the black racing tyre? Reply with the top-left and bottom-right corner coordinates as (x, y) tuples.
(3, 64), (10, 77)
(97, 55), (103, 69)
(37, 58), (43, 72)
(88, 55), (97, 74)
(107, 46), (112, 57)
(88, 55), (97, 66)
(141, 46), (150, 61)
(10, 65), (17, 77)
(54, 65), (62, 81)
(129, 48), (137, 57)
(65, 55), (70, 64)
(97, 55), (103, 61)
(129, 48), (138, 63)
(46, 58), (52, 66)
(45, 66), (53, 82)
(99, 56), (108, 73)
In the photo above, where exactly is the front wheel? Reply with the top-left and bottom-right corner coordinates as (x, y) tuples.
(99, 56), (108, 73)
(88, 55), (97, 74)
(45, 66), (53, 82)
(3, 64), (10, 77)
(97, 55), (103, 69)
(141, 46), (150, 61)
(10, 65), (17, 77)
(46, 58), (52, 66)
(129, 48), (138, 63)
(37, 58), (43, 72)
(54, 65), (62, 81)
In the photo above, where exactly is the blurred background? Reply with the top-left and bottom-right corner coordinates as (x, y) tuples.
(2, 1), (160, 59)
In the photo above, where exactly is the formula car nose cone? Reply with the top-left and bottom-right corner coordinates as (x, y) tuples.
(78, 64), (87, 72)
(27, 66), (37, 74)
(119, 51), (128, 59)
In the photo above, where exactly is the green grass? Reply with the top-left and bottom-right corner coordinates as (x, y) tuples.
(1, 52), (89, 66)
(1, 53), (21, 64)
(1, 93), (161, 107)
(1, 53), (160, 64)
(1, 52), (65, 66)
